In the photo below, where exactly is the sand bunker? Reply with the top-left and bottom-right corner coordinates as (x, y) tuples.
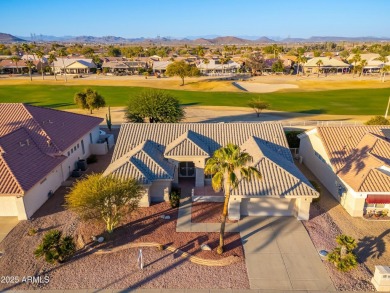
(234, 82), (299, 93)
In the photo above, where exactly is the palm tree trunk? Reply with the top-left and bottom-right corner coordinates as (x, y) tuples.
(53, 65), (57, 81)
(62, 57), (67, 82)
(217, 188), (230, 254)
(41, 61), (45, 80)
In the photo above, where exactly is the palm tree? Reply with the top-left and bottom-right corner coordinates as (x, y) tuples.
(204, 144), (261, 254)
(21, 43), (33, 81)
(10, 56), (21, 74)
(349, 53), (361, 77)
(48, 53), (57, 81)
(376, 55), (389, 82)
(57, 48), (68, 82)
(203, 58), (210, 75)
(359, 59), (367, 77)
(296, 54), (307, 76)
(35, 48), (45, 80)
(316, 59), (323, 77)
(380, 65), (390, 82)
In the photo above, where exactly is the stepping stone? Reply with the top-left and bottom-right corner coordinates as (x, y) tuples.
(201, 244), (211, 251)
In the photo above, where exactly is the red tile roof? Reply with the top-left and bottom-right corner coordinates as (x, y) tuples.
(0, 103), (103, 195)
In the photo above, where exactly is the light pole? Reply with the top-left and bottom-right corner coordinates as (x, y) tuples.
(385, 96), (390, 119)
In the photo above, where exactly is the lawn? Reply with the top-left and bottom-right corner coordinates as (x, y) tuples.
(0, 84), (389, 115)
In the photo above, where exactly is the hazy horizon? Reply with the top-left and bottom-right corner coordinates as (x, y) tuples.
(2, 0), (390, 39)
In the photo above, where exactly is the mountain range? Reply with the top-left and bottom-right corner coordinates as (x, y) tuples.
(1, 32), (390, 44)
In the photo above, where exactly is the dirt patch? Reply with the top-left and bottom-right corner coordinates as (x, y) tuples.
(235, 82), (299, 92)
(192, 202), (237, 224)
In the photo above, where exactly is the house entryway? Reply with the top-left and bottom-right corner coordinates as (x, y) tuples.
(179, 162), (195, 177)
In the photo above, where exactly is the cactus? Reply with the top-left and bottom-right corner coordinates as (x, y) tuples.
(106, 106), (112, 131)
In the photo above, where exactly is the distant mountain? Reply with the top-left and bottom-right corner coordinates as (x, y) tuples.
(3, 33), (390, 45)
(0, 33), (26, 43)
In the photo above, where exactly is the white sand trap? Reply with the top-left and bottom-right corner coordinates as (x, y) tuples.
(234, 82), (299, 93)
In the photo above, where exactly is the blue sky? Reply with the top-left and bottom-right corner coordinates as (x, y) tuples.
(2, 0), (390, 38)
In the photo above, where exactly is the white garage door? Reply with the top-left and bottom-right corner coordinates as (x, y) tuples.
(240, 197), (294, 216)
(0, 196), (18, 217)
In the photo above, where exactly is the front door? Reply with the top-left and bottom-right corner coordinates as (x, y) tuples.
(179, 162), (195, 177)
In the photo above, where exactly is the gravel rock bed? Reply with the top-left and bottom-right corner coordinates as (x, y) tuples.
(0, 198), (248, 290)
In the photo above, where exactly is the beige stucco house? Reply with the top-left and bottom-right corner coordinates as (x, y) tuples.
(104, 123), (318, 220)
(53, 58), (96, 74)
(0, 103), (104, 220)
(298, 126), (390, 217)
(303, 57), (351, 74)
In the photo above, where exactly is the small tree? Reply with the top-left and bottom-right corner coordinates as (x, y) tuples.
(327, 234), (358, 272)
(106, 106), (112, 131)
(248, 97), (270, 117)
(65, 174), (143, 233)
(34, 230), (76, 264)
(126, 89), (185, 123)
(271, 59), (284, 73)
(166, 60), (200, 86)
(365, 115), (390, 125)
(74, 88), (106, 114)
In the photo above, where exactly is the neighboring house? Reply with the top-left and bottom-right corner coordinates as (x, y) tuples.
(103, 123), (318, 220)
(303, 57), (351, 74)
(196, 59), (240, 76)
(0, 103), (103, 220)
(298, 126), (390, 217)
(21, 54), (48, 63)
(0, 59), (44, 74)
(102, 60), (148, 74)
(52, 58), (97, 74)
(152, 61), (172, 73)
(348, 53), (390, 74)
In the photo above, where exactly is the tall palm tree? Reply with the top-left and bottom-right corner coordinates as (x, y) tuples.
(380, 65), (390, 83)
(204, 144), (261, 254)
(21, 43), (33, 81)
(203, 58), (210, 75)
(349, 53), (361, 77)
(48, 53), (57, 81)
(35, 48), (45, 80)
(376, 55), (389, 82)
(359, 59), (367, 77)
(10, 56), (21, 74)
(316, 59), (323, 78)
(57, 48), (68, 82)
(296, 54), (307, 76)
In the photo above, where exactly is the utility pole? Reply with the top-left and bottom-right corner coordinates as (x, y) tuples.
(385, 96), (390, 119)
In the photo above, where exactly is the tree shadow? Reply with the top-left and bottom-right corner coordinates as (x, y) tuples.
(356, 229), (389, 263)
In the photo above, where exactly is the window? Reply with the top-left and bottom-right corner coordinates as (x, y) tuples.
(67, 151), (70, 156)
(77, 143), (80, 149)
(89, 133), (93, 144)
(81, 139), (85, 155)
(71, 149), (73, 154)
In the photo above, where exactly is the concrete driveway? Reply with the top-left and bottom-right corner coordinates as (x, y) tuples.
(239, 216), (336, 291)
(0, 217), (19, 243)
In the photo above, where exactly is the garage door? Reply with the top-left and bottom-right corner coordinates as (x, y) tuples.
(240, 197), (294, 216)
(0, 196), (18, 217)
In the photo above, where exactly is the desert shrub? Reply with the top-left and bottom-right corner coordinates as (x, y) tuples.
(28, 228), (38, 236)
(86, 154), (98, 164)
(365, 115), (390, 125)
(310, 180), (321, 202)
(169, 191), (181, 208)
(327, 234), (358, 272)
(34, 230), (76, 264)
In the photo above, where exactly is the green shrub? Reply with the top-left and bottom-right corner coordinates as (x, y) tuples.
(34, 230), (76, 264)
(86, 154), (98, 164)
(326, 234), (358, 272)
(169, 191), (181, 208)
(365, 115), (390, 125)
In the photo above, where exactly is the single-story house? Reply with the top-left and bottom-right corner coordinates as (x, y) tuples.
(196, 59), (241, 76)
(0, 103), (104, 220)
(152, 61), (172, 73)
(303, 57), (351, 74)
(52, 58), (97, 74)
(298, 126), (390, 217)
(0, 59), (43, 74)
(103, 123), (318, 220)
(348, 53), (390, 74)
(102, 61), (148, 74)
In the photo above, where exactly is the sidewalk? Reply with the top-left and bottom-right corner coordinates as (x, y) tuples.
(176, 195), (335, 291)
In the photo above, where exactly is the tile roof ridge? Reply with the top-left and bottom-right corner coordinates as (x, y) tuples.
(127, 159), (152, 183)
(0, 153), (24, 194)
(21, 104), (62, 154)
(139, 140), (173, 178)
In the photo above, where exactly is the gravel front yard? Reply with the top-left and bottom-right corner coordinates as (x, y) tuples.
(0, 145), (248, 291)
(298, 163), (390, 291)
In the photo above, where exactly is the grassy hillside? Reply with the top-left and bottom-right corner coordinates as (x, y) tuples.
(0, 84), (389, 115)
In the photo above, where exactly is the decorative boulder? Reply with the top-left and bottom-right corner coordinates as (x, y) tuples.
(201, 244), (211, 251)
